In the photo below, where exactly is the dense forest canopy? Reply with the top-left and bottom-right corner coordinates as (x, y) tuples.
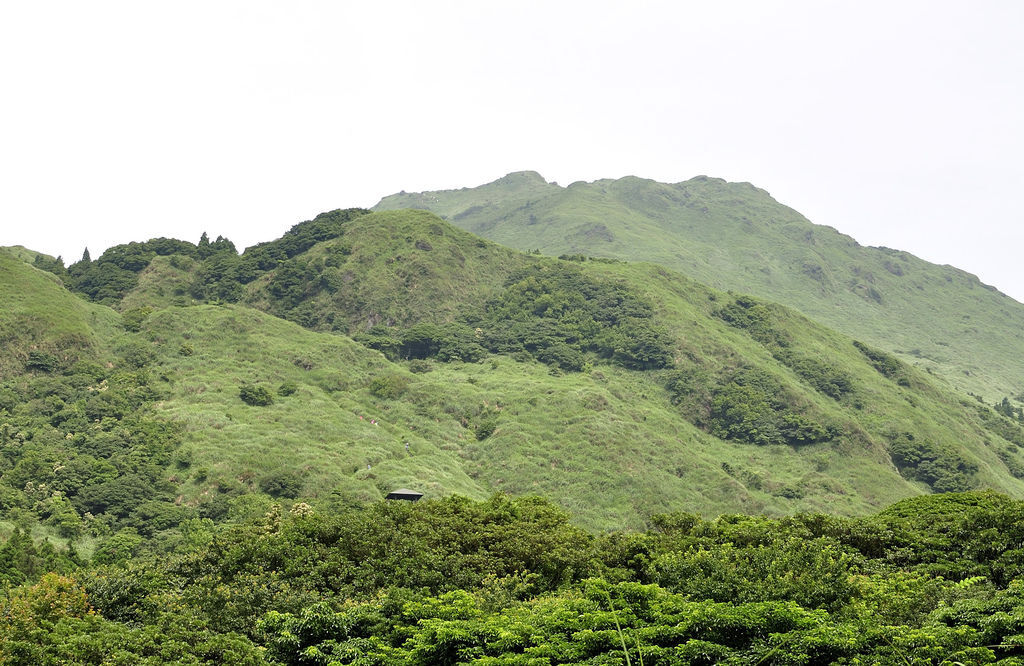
(6, 492), (1024, 663)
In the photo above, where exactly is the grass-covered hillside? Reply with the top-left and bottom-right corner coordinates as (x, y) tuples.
(7, 210), (1024, 535)
(376, 172), (1024, 403)
(242, 209), (531, 333)
(0, 249), (118, 379)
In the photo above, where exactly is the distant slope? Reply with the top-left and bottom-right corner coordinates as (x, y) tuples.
(1, 245), (57, 264)
(376, 172), (1024, 402)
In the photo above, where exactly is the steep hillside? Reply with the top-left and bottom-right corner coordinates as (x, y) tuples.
(242, 209), (531, 333)
(0, 249), (118, 379)
(376, 172), (1024, 402)
(9, 211), (1024, 531)
(115, 212), (1024, 524)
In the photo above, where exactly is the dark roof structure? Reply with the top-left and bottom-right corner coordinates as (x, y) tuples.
(385, 488), (423, 501)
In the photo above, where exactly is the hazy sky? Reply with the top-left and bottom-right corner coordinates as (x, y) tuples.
(4, 1), (1023, 300)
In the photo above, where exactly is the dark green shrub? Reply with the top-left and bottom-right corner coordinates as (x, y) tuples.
(118, 341), (156, 368)
(25, 350), (59, 372)
(189, 252), (243, 303)
(92, 528), (144, 565)
(354, 327), (402, 360)
(67, 359), (108, 383)
(125, 500), (193, 536)
(399, 323), (485, 362)
(198, 494), (229, 520)
(239, 383), (274, 406)
(889, 432), (977, 492)
(714, 296), (790, 348)
(259, 470), (304, 498)
(710, 382), (781, 446)
(476, 263), (663, 371)
(536, 343), (586, 371)
(607, 320), (675, 370)
(778, 352), (854, 399)
(278, 381), (298, 396)
(977, 405), (1024, 447)
(121, 307), (153, 332)
(32, 253), (67, 279)
(665, 367), (713, 412)
(475, 418), (498, 441)
(709, 369), (835, 447)
(73, 474), (159, 518)
(267, 259), (321, 310)
(854, 340), (909, 384)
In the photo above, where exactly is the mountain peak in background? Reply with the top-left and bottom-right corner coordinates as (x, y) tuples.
(376, 172), (1024, 401)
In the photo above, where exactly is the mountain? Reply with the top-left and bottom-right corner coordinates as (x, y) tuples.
(10, 210), (1024, 662)
(375, 172), (1024, 402)
(6, 208), (1024, 533)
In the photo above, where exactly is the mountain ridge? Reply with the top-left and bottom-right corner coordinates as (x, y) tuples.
(375, 172), (1024, 401)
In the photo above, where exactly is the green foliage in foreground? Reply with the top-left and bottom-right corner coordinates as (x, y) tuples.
(7, 492), (1024, 663)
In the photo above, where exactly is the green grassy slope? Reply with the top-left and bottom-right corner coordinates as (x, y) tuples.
(0, 249), (118, 378)
(111, 211), (1024, 527)
(143, 305), (486, 504)
(375, 173), (1024, 402)
(242, 209), (531, 333)
(9, 211), (1024, 530)
(134, 296), (997, 529)
(1, 246), (55, 264)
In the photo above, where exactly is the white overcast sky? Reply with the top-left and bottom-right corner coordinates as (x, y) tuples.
(3, 1), (1023, 300)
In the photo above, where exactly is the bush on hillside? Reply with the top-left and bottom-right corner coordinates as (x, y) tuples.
(239, 383), (274, 407)
(369, 374), (410, 399)
(709, 369), (836, 447)
(889, 432), (977, 492)
(121, 307), (153, 333)
(25, 351), (59, 373)
(475, 418), (499, 441)
(117, 341), (156, 369)
(399, 323), (485, 362)
(714, 295), (791, 348)
(259, 471), (304, 498)
(780, 352), (855, 399)
(854, 340), (910, 386)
